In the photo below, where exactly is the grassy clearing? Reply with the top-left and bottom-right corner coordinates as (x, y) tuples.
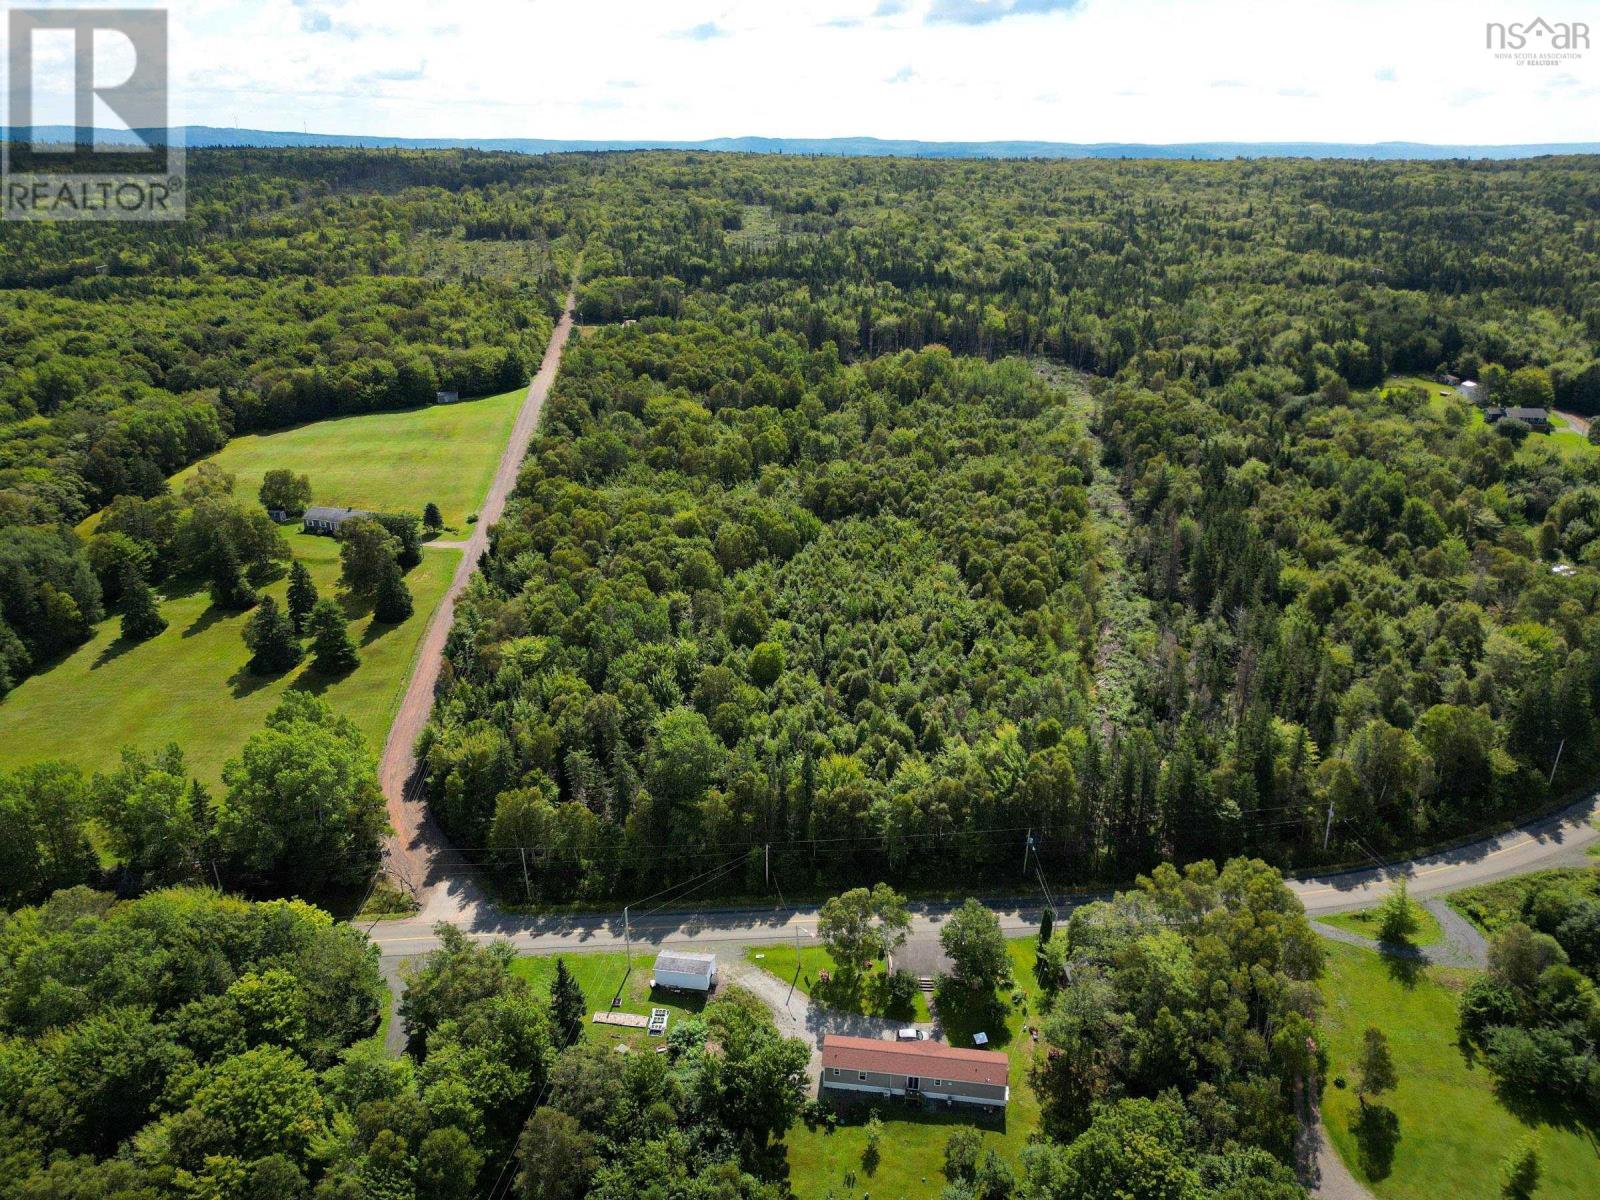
(743, 943), (932, 1023)
(1320, 903), (1444, 948)
(167, 388), (524, 531)
(0, 533), (456, 789)
(510, 950), (708, 1052)
(1445, 867), (1600, 935)
(781, 939), (1046, 1200)
(1319, 941), (1598, 1200)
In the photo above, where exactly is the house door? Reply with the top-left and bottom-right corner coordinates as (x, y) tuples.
(906, 1076), (920, 1091)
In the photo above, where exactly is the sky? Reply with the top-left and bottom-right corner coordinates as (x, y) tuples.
(9, 0), (1600, 143)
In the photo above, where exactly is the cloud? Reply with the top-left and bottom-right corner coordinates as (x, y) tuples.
(927, 0), (1085, 26)
(874, 1), (908, 13)
(1277, 86), (1317, 98)
(822, 17), (862, 27)
(1450, 87), (1492, 106)
(300, 10), (333, 33)
(366, 61), (427, 82)
(672, 21), (729, 40)
(1374, 66), (1397, 83)
(1208, 79), (1247, 89)
(885, 65), (916, 83)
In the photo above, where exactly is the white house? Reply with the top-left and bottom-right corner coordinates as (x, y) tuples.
(652, 951), (717, 993)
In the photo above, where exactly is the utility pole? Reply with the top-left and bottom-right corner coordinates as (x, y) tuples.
(624, 906), (631, 970)
(1322, 800), (1336, 852)
(1022, 827), (1032, 876)
(519, 847), (532, 901)
(1550, 738), (1566, 786)
(764, 843), (770, 888)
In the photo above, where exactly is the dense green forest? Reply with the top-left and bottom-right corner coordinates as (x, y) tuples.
(403, 150), (1600, 898)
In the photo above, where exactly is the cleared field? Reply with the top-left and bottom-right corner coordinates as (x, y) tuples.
(1319, 941), (1598, 1200)
(168, 388), (525, 530)
(0, 533), (456, 789)
(782, 939), (1044, 1200)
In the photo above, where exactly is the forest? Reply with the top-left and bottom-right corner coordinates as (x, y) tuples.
(412, 150), (1600, 898)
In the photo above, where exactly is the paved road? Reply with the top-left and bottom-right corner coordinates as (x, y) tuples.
(369, 790), (1600, 960)
(377, 289), (577, 916)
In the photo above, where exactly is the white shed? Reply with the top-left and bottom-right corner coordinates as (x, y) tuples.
(652, 951), (717, 992)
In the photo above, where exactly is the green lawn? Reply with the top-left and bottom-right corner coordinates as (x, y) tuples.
(1319, 942), (1598, 1200)
(0, 533), (456, 789)
(167, 388), (525, 531)
(511, 950), (709, 1052)
(744, 943), (932, 1023)
(781, 939), (1045, 1200)
(1320, 903), (1444, 948)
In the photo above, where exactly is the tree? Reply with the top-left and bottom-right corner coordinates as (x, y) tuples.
(1355, 1026), (1397, 1107)
(372, 557), (414, 623)
(242, 595), (303, 674)
(0, 761), (96, 907)
(550, 958), (587, 1047)
(1376, 877), (1420, 944)
(1499, 1134), (1540, 1200)
(944, 1127), (982, 1182)
(1504, 365), (1555, 411)
(308, 597), (359, 674)
(941, 898), (1008, 991)
(516, 1107), (599, 1200)
(286, 560), (318, 633)
(1038, 905), (1054, 946)
(423, 501), (443, 531)
(92, 744), (202, 883)
(375, 512), (423, 569)
(213, 692), (387, 890)
(119, 566), (167, 642)
(208, 535), (258, 611)
(258, 469), (312, 516)
(337, 517), (400, 597)
(817, 882), (912, 976)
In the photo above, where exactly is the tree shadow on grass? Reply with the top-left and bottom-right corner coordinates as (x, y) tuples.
(1379, 947), (1423, 989)
(182, 604), (233, 639)
(361, 618), (399, 647)
(90, 634), (140, 670)
(227, 663), (286, 699)
(1350, 1102), (1400, 1180)
(933, 980), (1013, 1050)
(809, 967), (919, 1023)
(288, 667), (339, 697)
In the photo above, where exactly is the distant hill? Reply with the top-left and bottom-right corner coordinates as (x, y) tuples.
(5, 127), (1598, 160)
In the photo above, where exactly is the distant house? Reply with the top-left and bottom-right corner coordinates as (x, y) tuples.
(1439, 374), (1461, 386)
(266, 508), (290, 524)
(1459, 380), (1483, 404)
(1484, 406), (1551, 431)
(303, 506), (372, 535)
(821, 1035), (1009, 1108)
(435, 390), (460, 404)
(652, 952), (717, 993)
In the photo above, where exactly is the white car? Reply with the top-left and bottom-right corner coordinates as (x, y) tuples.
(895, 1028), (927, 1041)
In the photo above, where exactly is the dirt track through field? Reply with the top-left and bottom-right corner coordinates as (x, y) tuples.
(377, 289), (577, 919)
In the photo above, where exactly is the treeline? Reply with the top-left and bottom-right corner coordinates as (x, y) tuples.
(0, 149), (575, 698)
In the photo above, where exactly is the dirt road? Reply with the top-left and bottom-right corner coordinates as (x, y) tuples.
(378, 290), (577, 920)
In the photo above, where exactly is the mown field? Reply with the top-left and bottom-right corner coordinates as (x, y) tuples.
(167, 388), (525, 531)
(1319, 941), (1598, 1200)
(0, 532), (456, 789)
(511, 950), (709, 1053)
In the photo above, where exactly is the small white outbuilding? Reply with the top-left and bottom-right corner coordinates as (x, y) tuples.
(651, 951), (717, 993)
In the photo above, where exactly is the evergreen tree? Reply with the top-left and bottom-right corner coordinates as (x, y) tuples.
(1356, 1026), (1398, 1107)
(373, 558), (414, 624)
(1038, 905), (1054, 946)
(243, 596), (303, 674)
(423, 501), (443, 531)
(119, 567), (167, 642)
(286, 560), (318, 634)
(308, 598), (359, 675)
(550, 957), (587, 1046)
(209, 537), (258, 611)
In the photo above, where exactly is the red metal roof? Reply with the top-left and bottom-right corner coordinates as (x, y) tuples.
(821, 1034), (1009, 1086)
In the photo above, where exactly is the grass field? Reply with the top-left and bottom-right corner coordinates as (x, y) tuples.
(1446, 867), (1600, 935)
(510, 950), (709, 1052)
(1319, 941), (1598, 1200)
(781, 939), (1045, 1200)
(744, 943), (933, 1023)
(167, 388), (525, 530)
(1320, 903), (1444, 948)
(1386, 376), (1594, 462)
(0, 532), (456, 789)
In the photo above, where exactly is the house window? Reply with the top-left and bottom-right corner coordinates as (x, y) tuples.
(858, 1072), (867, 1081)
